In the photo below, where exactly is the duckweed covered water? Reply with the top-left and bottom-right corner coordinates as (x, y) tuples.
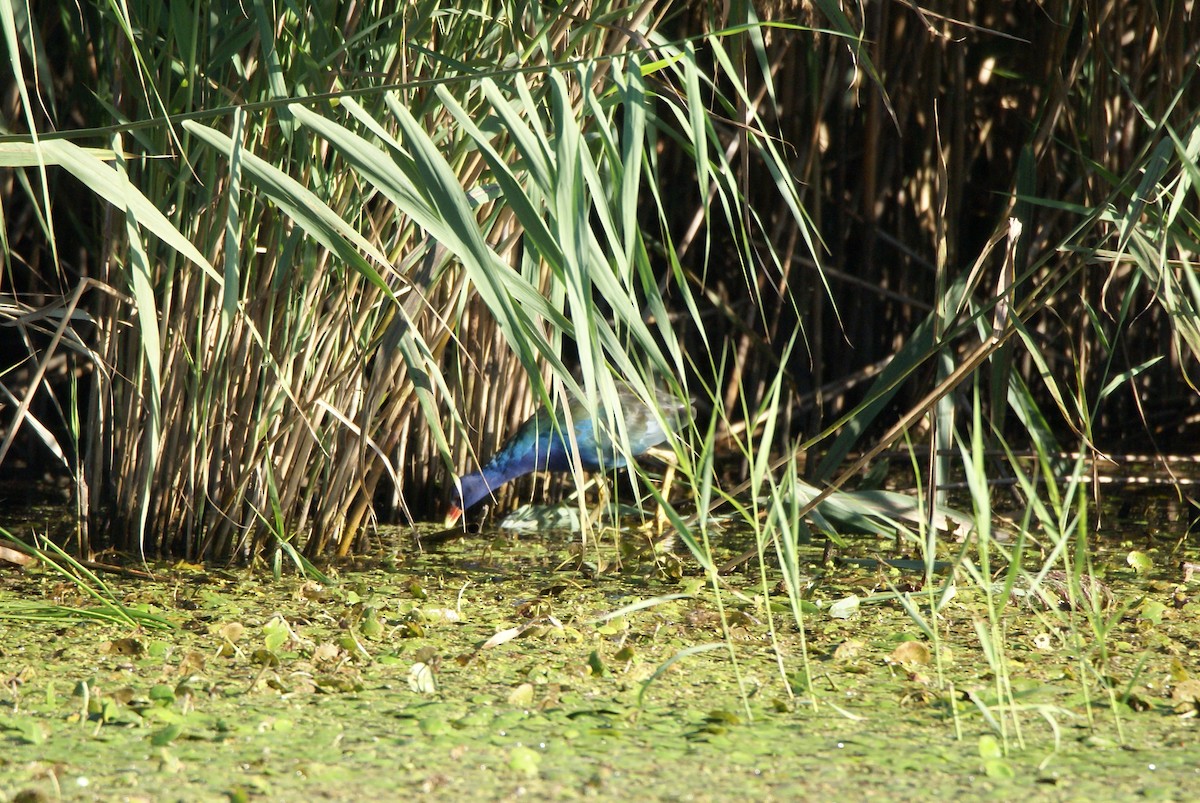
(1, 515), (1199, 801)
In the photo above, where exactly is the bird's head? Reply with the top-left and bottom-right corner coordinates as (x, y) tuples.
(443, 473), (496, 528)
(443, 502), (465, 529)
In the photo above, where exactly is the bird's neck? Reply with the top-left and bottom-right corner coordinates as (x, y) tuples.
(457, 450), (543, 510)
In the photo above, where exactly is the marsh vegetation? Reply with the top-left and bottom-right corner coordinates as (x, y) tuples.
(2, 1), (1199, 799)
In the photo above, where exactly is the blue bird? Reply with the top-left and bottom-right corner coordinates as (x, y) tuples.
(445, 386), (689, 527)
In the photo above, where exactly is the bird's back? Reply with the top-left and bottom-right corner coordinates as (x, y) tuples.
(563, 386), (689, 470)
(451, 384), (690, 517)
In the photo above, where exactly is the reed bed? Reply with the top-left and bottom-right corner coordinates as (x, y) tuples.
(0, 0), (1197, 564)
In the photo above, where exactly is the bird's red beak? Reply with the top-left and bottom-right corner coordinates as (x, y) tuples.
(443, 504), (464, 529)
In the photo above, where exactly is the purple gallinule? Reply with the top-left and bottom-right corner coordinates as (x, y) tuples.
(445, 386), (689, 526)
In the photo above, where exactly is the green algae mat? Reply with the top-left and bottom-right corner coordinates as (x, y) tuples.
(2, 526), (1199, 801)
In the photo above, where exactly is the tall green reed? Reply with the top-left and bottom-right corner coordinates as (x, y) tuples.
(1, 2), (832, 561)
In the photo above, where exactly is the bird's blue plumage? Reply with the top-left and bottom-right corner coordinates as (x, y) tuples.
(449, 386), (688, 520)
